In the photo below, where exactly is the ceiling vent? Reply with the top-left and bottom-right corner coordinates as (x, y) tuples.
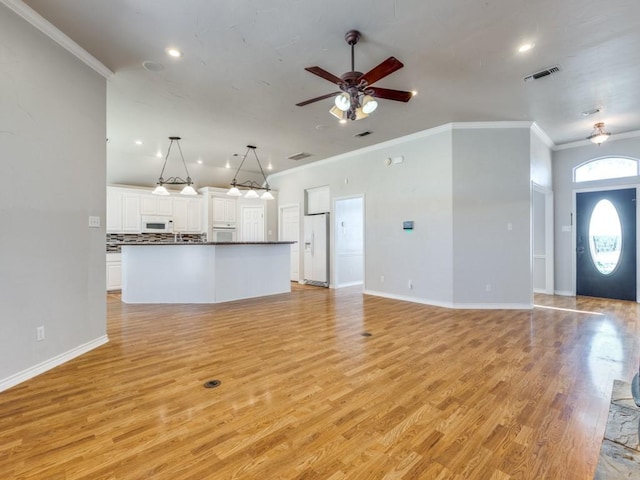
(287, 152), (312, 161)
(523, 65), (561, 83)
(354, 131), (373, 138)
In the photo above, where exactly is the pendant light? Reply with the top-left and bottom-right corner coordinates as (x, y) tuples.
(152, 136), (198, 195)
(227, 145), (275, 199)
(587, 122), (611, 145)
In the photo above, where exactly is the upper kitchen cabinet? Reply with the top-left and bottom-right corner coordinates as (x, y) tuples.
(173, 197), (203, 233)
(212, 196), (237, 226)
(107, 187), (142, 233)
(306, 185), (330, 214)
(140, 195), (172, 216)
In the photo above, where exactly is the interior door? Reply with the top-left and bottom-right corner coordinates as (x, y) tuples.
(240, 205), (264, 241)
(576, 188), (636, 300)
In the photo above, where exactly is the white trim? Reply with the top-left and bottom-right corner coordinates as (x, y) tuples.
(451, 121), (533, 130)
(336, 281), (364, 288)
(0, 335), (109, 392)
(554, 129), (640, 151)
(0, 0), (113, 79)
(531, 122), (555, 149)
(363, 290), (532, 310)
(554, 290), (575, 297)
(269, 124), (453, 180)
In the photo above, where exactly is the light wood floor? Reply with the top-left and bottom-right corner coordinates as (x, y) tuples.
(1, 286), (639, 479)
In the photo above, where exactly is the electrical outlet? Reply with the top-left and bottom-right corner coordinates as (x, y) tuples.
(88, 216), (101, 228)
(36, 326), (45, 342)
(408, 279), (413, 290)
(485, 284), (492, 292)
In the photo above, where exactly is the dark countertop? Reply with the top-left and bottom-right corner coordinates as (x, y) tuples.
(119, 241), (296, 246)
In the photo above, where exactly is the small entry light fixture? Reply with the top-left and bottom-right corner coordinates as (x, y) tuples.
(227, 145), (274, 200)
(587, 122), (611, 145)
(152, 136), (197, 195)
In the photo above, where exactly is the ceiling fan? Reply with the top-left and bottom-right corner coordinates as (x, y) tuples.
(296, 30), (413, 121)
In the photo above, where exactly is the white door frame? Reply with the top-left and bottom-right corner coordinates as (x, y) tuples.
(333, 194), (365, 289)
(279, 203), (301, 283)
(532, 183), (554, 295)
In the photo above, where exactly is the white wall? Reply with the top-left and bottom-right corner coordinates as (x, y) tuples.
(451, 127), (533, 307)
(270, 123), (538, 308)
(0, 5), (107, 390)
(552, 136), (640, 295)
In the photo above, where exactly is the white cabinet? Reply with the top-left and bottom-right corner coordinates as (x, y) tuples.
(140, 195), (173, 216)
(106, 188), (123, 232)
(106, 253), (122, 291)
(306, 186), (330, 214)
(173, 197), (203, 232)
(122, 194), (141, 232)
(212, 196), (236, 226)
(107, 187), (142, 233)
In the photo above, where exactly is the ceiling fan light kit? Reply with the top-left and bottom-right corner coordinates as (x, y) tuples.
(152, 136), (198, 196)
(297, 30), (413, 122)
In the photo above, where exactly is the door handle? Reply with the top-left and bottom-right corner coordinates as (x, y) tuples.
(576, 246), (585, 254)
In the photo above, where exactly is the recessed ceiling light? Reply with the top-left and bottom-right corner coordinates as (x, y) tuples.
(411, 90), (418, 96)
(197, 160), (203, 164)
(156, 151), (163, 158)
(518, 43), (535, 53)
(267, 162), (273, 170)
(166, 47), (182, 58)
(225, 161), (231, 169)
(339, 119), (347, 124)
(135, 140), (143, 145)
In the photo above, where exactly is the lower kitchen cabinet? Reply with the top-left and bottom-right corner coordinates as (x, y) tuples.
(106, 253), (122, 291)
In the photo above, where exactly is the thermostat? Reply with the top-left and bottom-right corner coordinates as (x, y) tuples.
(403, 221), (414, 231)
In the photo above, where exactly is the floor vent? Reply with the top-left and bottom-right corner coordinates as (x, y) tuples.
(288, 152), (312, 161)
(524, 65), (561, 83)
(203, 379), (221, 389)
(354, 131), (373, 138)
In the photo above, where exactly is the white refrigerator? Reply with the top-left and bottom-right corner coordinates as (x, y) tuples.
(303, 213), (329, 287)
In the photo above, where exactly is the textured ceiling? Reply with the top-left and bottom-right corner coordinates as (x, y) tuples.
(14, 0), (640, 188)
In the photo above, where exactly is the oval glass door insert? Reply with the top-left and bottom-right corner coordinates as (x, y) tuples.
(588, 199), (622, 275)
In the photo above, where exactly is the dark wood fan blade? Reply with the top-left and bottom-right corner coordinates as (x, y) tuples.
(296, 92), (341, 107)
(368, 87), (413, 102)
(305, 67), (344, 85)
(359, 57), (404, 86)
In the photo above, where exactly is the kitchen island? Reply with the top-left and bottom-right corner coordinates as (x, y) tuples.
(120, 242), (294, 304)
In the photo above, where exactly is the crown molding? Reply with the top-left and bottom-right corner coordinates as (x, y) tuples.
(451, 121), (533, 130)
(1, 0), (113, 79)
(553, 129), (640, 151)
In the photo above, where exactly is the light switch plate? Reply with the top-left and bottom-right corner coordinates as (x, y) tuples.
(88, 216), (101, 228)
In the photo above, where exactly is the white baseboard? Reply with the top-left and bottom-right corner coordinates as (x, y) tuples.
(363, 290), (532, 310)
(335, 281), (364, 289)
(554, 290), (575, 297)
(0, 335), (109, 393)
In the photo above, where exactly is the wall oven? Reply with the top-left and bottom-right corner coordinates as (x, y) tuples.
(211, 227), (236, 242)
(141, 215), (173, 233)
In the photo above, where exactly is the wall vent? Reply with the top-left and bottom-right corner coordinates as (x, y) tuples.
(287, 152), (312, 161)
(523, 65), (561, 83)
(354, 131), (373, 138)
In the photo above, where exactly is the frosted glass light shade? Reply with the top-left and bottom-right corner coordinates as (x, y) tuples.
(227, 187), (242, 196)
(334, 93), (351, 111)
(261, 190), (274, 200)
(245, 189), (259, 199)
(362, 95), (378, 114)
(152, 185), (170, 196)
(180, 185), (197, 195)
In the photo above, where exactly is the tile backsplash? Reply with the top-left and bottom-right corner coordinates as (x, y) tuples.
(107, 233), (206, 252)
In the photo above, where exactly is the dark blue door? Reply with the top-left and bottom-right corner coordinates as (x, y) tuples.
(576, 188), (636, 301)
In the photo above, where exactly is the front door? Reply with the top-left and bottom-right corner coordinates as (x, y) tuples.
(576, 188), (636, 300)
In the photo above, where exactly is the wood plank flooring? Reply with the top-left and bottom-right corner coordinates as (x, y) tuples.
(1, 286), (639, 479)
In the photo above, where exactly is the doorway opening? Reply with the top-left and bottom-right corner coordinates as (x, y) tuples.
(334, 195), (364, 288)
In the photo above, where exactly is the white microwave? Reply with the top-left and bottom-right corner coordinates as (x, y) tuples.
(141, 215), (173, 233)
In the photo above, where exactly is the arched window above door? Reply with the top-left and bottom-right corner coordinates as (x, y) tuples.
(574, 157), (639, 183)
